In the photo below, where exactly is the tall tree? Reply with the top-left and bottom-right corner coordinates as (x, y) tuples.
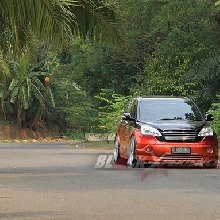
(0, 0), (123, 56)
(0, 0), (124, 128)
(95, 89), (129, 141)
(5, 53), (54, 128)
(132, 0), (220, 108)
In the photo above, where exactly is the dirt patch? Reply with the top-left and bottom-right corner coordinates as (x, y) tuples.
(0, 124), (61, 142)
(0, 124), (115, 147)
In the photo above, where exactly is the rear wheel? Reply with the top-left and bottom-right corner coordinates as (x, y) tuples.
(127, 136), (137, 168)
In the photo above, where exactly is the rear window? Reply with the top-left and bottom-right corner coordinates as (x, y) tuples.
(139, 98), (203, 122)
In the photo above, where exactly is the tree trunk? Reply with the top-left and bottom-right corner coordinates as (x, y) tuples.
(30, 104), (42, 128)
(17, 102), (22, 128)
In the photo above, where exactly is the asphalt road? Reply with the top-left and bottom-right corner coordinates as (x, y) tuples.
(0, 142), (220, 220)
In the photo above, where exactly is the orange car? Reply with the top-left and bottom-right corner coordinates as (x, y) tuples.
(113, 97), (218, 168)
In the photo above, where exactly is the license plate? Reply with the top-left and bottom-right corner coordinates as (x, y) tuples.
(172, 147), (191, 154)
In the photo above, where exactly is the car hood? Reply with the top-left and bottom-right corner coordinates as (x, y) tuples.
(141, 120), (206, 131)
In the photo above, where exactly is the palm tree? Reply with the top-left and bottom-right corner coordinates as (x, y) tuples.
(0, 54), (10, 118)
(6, 54), (54, 128)
(0, 0), (122, 128)
(0, 0), (122, 56)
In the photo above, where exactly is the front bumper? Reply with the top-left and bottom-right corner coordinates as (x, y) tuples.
(134, 132), (218, 164)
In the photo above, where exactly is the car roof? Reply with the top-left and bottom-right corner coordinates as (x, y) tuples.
(136, 96), (189, 101)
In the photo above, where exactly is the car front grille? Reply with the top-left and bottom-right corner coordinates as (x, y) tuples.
(161, 130), (197, 142)
(160, 154), (202, 160)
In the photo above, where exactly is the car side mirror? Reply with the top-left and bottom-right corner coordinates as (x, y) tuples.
(205, 113), (214, 121)
(121, 113), (135, 121)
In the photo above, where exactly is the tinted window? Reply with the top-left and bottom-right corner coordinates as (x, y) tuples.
(139, 98), (203, 122)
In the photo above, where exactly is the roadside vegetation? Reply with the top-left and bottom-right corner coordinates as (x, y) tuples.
(1, 0), (220, 145)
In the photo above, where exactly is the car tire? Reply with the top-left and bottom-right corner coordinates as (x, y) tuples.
(127, 136), (137, 168)
(203, 161), (218, 168)
(113, 135), (121, 164)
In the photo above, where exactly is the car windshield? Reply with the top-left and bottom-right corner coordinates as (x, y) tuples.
(139, 98), (203, 122)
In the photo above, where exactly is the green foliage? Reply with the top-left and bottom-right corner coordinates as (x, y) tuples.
(1, 0), (220, 138)
(0, 47), (56, 127)
(208, 95), (220, 139)
(0, 55), (10, 87)
(51, 74), (100, 139)
(0, 0), (123, 56)
(64, 130), (86, 140)
(62, 39), (134, 96)
(95, 89), (129, 134)
(185, 54), (220, 112)
(49, 0), (220, 137)
(215, 1), (220, 6)
(130, 0), (220, 101)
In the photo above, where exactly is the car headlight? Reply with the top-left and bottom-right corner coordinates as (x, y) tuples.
(141, 125), (162, 136)
(198, 124), (214, 136)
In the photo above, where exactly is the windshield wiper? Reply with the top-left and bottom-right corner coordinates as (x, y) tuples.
(157, 117), (183, 120)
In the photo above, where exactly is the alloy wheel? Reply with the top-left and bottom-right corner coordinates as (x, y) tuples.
(127, 136), (137, 168)
(113, 136), (120, 162)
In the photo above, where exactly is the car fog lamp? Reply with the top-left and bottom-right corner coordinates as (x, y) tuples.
(146, 147), (153, 152)
(207, 147), (213, 153)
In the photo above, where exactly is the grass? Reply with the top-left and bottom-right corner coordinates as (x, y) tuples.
(86, 140), (114, 145)
(75, 140), (114, 150)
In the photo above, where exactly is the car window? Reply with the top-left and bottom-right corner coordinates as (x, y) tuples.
(139, 99), (203, 122)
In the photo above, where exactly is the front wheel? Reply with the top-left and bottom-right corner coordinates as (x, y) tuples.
(127, 136), (137, 168)
(203, 160), (218, 168)
(113, 135), (121, 164)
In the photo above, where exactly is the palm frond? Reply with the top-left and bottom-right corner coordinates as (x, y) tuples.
(28, 72), (47, 78)
(8, 79), (19, 91)
(21, 86), (29, 109)
(0, 0), (73, 54)
(32, 76), (46, 91)
(46, 86), (55, 107)
(70, 0), (123, 45)
(31, 83), (44, 104)
(0, 0), (123, 55)
(26, 78), (31, 97)
(10, 87), (19, 103)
